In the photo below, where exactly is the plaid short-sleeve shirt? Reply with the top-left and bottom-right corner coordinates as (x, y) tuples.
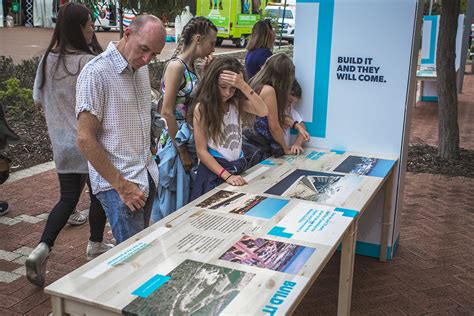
(76, 42), (158, 197)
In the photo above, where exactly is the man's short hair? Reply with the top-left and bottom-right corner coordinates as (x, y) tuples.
(128, 15), (164, 34)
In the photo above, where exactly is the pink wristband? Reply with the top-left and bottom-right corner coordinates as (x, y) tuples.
(218, 168), (226, 178)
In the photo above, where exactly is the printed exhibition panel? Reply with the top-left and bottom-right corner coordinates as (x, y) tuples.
(419, 15), (465, 101)
(293, 0), (420, 259)
(48, 190), (355, 315)
(420, 15), (465, 70)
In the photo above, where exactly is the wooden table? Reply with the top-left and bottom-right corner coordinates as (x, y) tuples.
(45, 147), (397, 316)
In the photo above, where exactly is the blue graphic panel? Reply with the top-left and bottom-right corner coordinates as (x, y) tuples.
(368, 159), (396, 178)
(246, 198), (289, 219)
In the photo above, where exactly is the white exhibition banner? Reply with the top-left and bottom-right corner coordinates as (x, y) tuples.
(293, 0), (420, 259)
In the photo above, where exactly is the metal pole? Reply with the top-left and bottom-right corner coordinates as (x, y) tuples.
(119, 0), (124, 39)
(278, 0), (288, 48)
(458, 0), (474, 92)
(429, 0), (433, 15)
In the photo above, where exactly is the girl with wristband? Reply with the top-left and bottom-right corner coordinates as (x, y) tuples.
(190, 57), (268, 200)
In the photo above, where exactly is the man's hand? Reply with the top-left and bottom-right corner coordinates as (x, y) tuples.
(117, 180), (146, 211)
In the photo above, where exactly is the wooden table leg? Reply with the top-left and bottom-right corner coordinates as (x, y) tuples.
(51, 296), (65, 316)
(415, 79), (426, 105)
(379, 171), (394, 262)
(337, 221), (357, 316)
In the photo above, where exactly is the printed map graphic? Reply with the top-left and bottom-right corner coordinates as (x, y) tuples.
(122, 260), (255, 315)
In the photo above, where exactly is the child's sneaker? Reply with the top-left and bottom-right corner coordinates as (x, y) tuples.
(86, 241), (114, 260)
(0, 201), (8, 216)
(25, 242), (50, 287)
(67, 210), (87, 226)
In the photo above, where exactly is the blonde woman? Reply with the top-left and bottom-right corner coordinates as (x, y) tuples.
(245, 19), (275, 79)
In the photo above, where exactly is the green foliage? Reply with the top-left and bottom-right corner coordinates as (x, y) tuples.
(77, 0), (193, 19)
(127, 0), (193, 16)
(0, 78), (36, 121)
(0, 56), (40, 90)
(460, 0), (468, 13)
(0, 57), (16, 86)
(423, 1), (441, 15)
(148, 60), (166, 90)
(14, 57), (41, 89)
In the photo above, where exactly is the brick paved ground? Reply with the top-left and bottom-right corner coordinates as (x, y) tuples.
(0, 71), (472, 314)
(410, 67), (474, 150)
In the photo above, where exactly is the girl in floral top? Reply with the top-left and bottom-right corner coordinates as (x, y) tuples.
(152, 17), (217, 223)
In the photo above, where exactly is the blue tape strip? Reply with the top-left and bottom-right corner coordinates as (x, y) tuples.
(259, 159), (278, 166)
(330, 149), (345, 155)
(268, 226), (294, 238)
(421, 96), (438, 102)
(132, 274), (171, 298)
(336, 235), (400, 261)
(305, 151), (325, 160)
(334, 207), (359, 218)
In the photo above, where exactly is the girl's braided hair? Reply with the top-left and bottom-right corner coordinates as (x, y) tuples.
(172, 16), (217, 58)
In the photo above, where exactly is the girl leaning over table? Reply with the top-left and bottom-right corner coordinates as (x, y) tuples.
(190, 56), (268, 200)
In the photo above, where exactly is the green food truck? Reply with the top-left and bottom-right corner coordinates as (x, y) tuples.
(196, 0), (268, 48)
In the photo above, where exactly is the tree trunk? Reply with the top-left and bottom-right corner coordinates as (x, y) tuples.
(436, 0), (460, 159)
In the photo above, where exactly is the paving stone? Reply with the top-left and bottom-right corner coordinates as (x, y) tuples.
(0, 294), (22, 309)
(24, 303), (52, 316)
(0, 271), (22, 283)
(12, 257), (27, 265)
(0, 260), (21, 273)
(35, 213), (50, 220)
(0, 250), (22, 262)
(13, 247), (33, 256)
(10, 290), (50, 314)
(11, 267), (26, 276)
(13, 215), (43, 224)
(0, 217), (21, 226)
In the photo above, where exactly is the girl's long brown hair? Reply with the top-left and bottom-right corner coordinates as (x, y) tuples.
(246, 19), (274, 51)
(39, 3), (102, 89)
(250, 53), (295, 125)
(192, 56), (254, 145)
